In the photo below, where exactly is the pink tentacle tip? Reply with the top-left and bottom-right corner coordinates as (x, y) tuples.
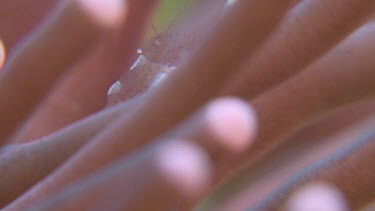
(206, 98), (258, 153)
(156, 140), (212, 198)
(286, 182), (349, 211)
(78, 0), (127, 29)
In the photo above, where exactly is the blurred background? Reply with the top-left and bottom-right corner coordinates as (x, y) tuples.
(153, 0), (195, 29)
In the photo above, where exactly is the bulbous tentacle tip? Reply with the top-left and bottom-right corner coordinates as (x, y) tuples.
(205, 97), (258, 153)
(0, 38), (6, 69)
(155, 140), (212, 198)
(77, 0), (128, 29)
(286, 182), (349, 211)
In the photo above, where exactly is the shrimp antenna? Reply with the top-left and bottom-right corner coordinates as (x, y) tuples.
(162, 0), (196, 44)
(151, 23), (159, 36)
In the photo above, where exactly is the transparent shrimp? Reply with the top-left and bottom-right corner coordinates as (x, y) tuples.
(106, 0), (225, 106)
